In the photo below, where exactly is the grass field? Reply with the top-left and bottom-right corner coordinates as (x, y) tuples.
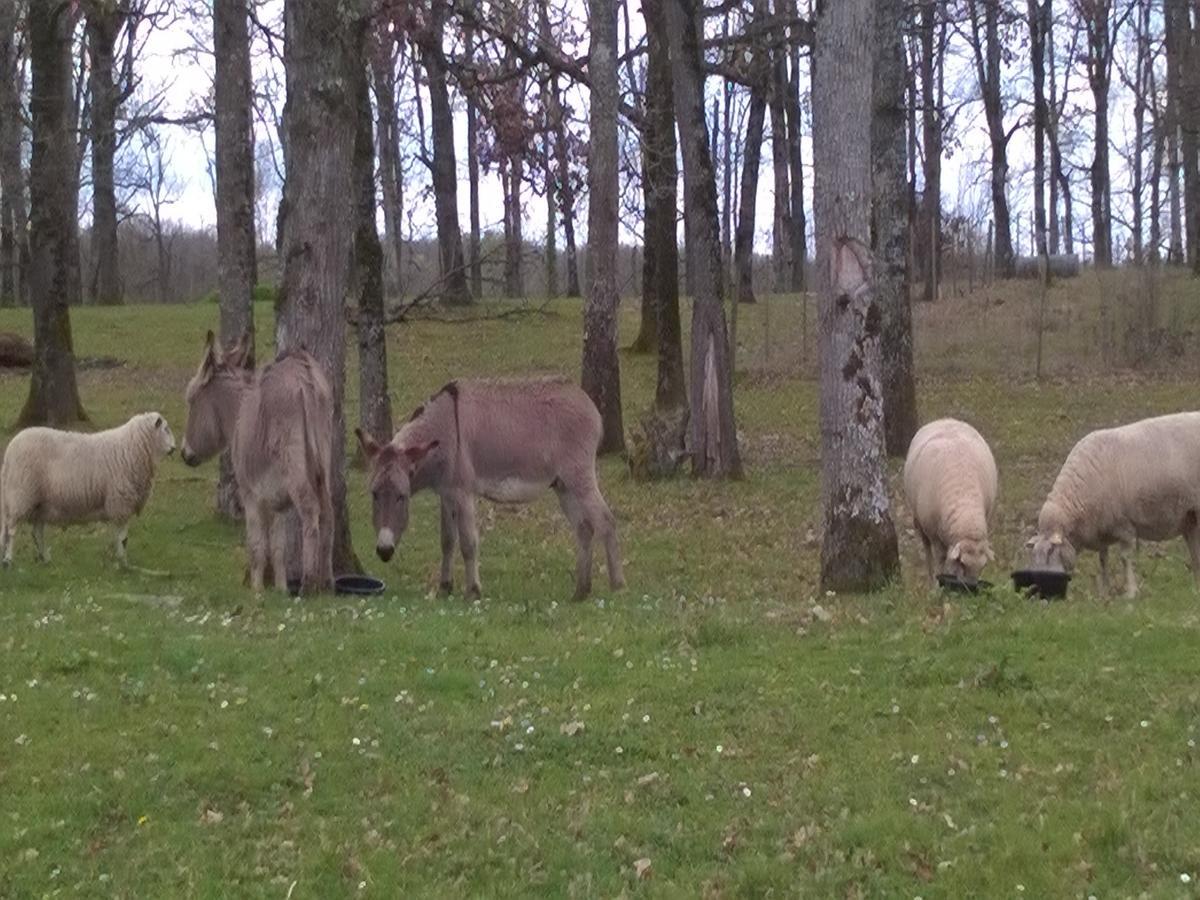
(1, 272), (1199, 897)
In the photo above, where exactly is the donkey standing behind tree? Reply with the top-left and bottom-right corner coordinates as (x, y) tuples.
(180, 331), (335, 594)
(357, 378), (624, 601)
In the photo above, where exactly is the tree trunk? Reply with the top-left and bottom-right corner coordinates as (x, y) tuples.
(1130, 0), (1149, 264)
(874, 0), (918, 458)
(1029, 0), (1049, 274)
(419, 0), (471, 306)
(355, 53), (392, 449)
(369, 27), (405, 294)
(1047, 0), (1062, 254)
(735, 87), (766, 307)
(1166, 0), (1199, 271)
(1, 195), (12, 305)
(666, 0), (741, 478)
(277, 0), (362, 580)
(769, 49), (791, 294)
(213, 0), (258, 521)
(465, 25), (483, 298)
(85, 7), (123, 306)
(641, 0), (685, 410)
(504, 154), (525, 298)
(19, 0), (87, 427)
(541, 14), (580, 299)
(814, 0), (899, 592)
(1083, 0), (1114, 268)
(0, 0), (30, 307)
(581, 0), (625, 455)
(969, 0), (1014, 278)
(918, 0), (941, 301)
(1150, 81), (1164, 261)
(787, 0), (808, 293)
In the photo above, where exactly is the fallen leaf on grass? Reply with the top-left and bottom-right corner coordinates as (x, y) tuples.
(634, 858), (652, 880)
(199, 808), (224, 826)
(560, 720), (585, 737)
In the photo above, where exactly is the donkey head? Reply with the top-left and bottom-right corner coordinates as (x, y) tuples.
(181, 330), (253, 467)
(356, 428), (438, 562)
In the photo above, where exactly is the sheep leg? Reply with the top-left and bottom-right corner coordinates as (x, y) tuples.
(455, 493), (482, 600)
(113, 521), (130, 566)
(1119, 538), (1139, 600)
(929, 537), (946, 580)
(1, 519), (12, 568)
(439, 496), (457, 595)
(556, 485), (594, 601)
(1097, 546), (1111, 597)
(1184, 516), (1200, 590)
(918, 529), (935, 584)
(243, 503), (268, 594)
(32, 522), (48, 563)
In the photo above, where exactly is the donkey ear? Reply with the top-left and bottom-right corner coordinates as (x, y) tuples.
(355, 427), (381, 460)
(226, 331), (254, 370)
(1025, 536), (1037, 550)
(403, 439), (439, 466)
(948, 542), (962, 562)
(198, 330), (219, 379)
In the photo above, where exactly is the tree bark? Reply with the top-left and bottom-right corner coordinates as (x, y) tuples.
(1166, 0), (1199, 271)
(85, 5), (123, 305)
(355, 54), (392, 449)
(418, 0), (471, 305)
(1080, 0), (1116, 268)
(769, 45), (791, 294)
(735, 86), (766, 306)
(1029, 0), (1050, 273)
(464, 25), (483, 299)
(641, 0), (685, 410)
(277, 0), (362, 579)
(20, 0), (87, 427)
(873, 0), (917, 458)
(581, 0), (625, 455)
(967, 0), (1014, 278)
(814, 0), (899, 592)
(369, 27), (405, 293)
(503, 153), (525, 298)
(1047, 0), (1061, 254)
(787, 0), (808, 293)
(213, 0), (258, 521)
(918, 0), (941, 301)
(0, 0), (30, 306)
(666, 0), (741, 478)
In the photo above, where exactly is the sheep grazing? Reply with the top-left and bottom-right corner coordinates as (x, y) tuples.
(0, 412), (177, 567)
(1028, 411), (1200, 598)
(903, 418), (998, 583)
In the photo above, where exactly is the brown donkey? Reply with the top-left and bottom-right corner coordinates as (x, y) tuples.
(181, 331), (335, 594)
(357, 378), (625, 601)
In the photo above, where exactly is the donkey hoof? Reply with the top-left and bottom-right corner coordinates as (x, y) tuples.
(571, 586), (591, 603)
(610, 576), (626, 591)
(465, 584), (482, 601)
(438, 579), (454, 597)
(1, 558), (10, 570)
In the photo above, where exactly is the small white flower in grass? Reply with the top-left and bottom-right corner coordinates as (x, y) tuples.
(909, 798), (917, 807)
(1016, 885), (1025, 892)
(1181, 873), (1192, 884)
(358, 881), (367, 890)
(1104, 715), (1113, 723)
(642, 714), (650, 724)
(999, 740), (1009, 749)
(352, 737), (361, 746)
(15, 734), (29, 746)
(1188, 739), (1196, 748)
(892, 704), (900, 714)
(514, 743), (525, 752)
(220, 700), (229, 709)
(741, 786), (752, 798)
(1140, 720), (1149, 728)
(716, 744), (723, 754)
(988, 715), (998, 725)
(911, 755), (919, 765)
(277, 624), (285, 632)
(526, 726), (535, 735)
(615, 746), (624, 755)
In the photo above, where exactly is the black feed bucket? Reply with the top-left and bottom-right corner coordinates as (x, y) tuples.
(1011, 569), (1071, 599)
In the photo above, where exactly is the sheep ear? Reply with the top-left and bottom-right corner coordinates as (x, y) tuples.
(155, 415), (164, 429)
(948, 542), (962, 562)
(1050, 532), (1064, 546)
(1025, 536), (1037, 550)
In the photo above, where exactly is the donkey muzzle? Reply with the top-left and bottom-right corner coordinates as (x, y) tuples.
(376, 528), (395, 562)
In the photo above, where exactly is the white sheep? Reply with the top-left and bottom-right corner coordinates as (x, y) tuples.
(1028, 411), (1200, 598)
(0, 412), (176, 567)
(903, 418), (998, 583)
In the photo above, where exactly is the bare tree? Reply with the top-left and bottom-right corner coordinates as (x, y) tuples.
(768, 9), (792, 293)
(666, 0), (742, 478)
(581, 0), (624, 454)
(412, 0), (471, 305)
(916, 0), (945, 300)
(1029, 0), (1050, 272)
(19, 0), (87, 427)
(212, 0), (258, 520)
(964, 0), (1015, 278)
(276, 0), (363, 580)
(369, 23), (406, 293)
(464, 22), (482, 297)
(874, 0), (917, 457)
(355, 53), (392, 448)
(0, 0), (30, 307)
(814, 0), (899, 590)
(785, 0), (807, 292)
(735, 0), (771, 306)
(131, 129), (180, 304)
(1165, 0), (1198, 270)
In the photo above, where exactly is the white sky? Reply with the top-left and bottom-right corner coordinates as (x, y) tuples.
(124, 3), (1146, 263)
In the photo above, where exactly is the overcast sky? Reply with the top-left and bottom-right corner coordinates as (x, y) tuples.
(126, 4), (1144, 263)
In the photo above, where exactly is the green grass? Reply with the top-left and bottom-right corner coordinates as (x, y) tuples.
(1, 275), (1199, 897)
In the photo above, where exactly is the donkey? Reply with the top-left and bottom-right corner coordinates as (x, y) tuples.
(181, 331), (335, 594)
(356, 378), (625, 601)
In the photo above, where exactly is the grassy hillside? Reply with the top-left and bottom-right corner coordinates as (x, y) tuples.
(0, 271), (1198, 897)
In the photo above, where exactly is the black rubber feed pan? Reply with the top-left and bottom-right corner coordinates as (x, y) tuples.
(1012, 569), (1071, 599)
(286, 575), (387, 597)
(937, 574), (992, 594)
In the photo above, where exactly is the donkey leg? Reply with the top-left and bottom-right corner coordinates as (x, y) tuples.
(243, 503), (269, 593)
(439, 497), (458, 595)
(455, 494), (482, 600)
(32, 521), (48, 563)
(269, 512), (290, 593)
(590, 490), (624, 591)
(556, 487), (594, 601)
(297, 495), (325, 595)
(317, 487), (335, 587)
